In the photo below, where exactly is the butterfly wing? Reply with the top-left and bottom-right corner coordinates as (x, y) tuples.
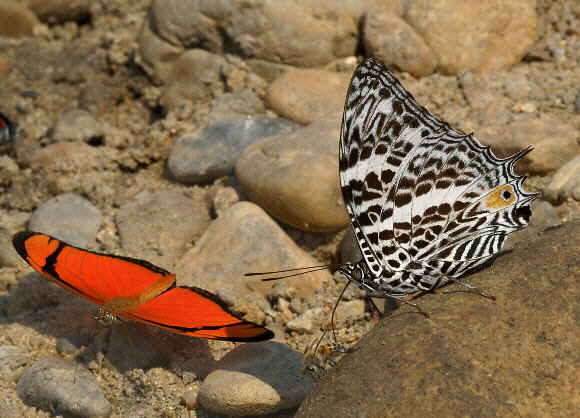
(0, 112), (18, 145)
(124, 286), (274, 342)
(339, 59), (538, 291)
(12, 231), (175, 307)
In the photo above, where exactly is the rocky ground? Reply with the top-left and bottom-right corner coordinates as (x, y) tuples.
(0, 0), (578, 416)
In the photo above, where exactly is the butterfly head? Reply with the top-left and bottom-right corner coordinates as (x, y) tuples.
(94, 308), (120, 325)
(338, 260), (373, 289)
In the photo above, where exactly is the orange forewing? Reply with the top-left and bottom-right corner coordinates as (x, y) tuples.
(12, 231), (273, 342)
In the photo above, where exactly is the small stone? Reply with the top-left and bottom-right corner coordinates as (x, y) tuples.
(266, 69), (351, 124)
(287, 308), (324, 334)
(28, 193), (103, 248)
(115, 190), (210, 267)
(16, 356), (111, 418)
(280, 309), (293, 325)
(236, 112), (349, 231)
(334, 300), (367, 325)
(49, 109), (110, 145)
(0, 1), (39, 39)
(167, 115), (299, 184)
(27, 142), (99, 171)
(575, 88), (580, 113)
(135, 16), (184, 83)
(210, 90), (265, 116)
(362, 12), (436, 78)
(199, 342), (312, 415)
(213, 187), (239, 217)
(543, 156), (580, 204)
(161, 49), (225, 111)
(0, 155), (19, 179)
(28, 0), (92, 24)
(181, 388), (199, 410)
(0, 345), (29, 383)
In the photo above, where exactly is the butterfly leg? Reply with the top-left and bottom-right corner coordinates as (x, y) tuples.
(365, 291), (429, 318)
(330, 281), (351, 343)
(368, 298), (383, 322)
(445, 277), (496, 300)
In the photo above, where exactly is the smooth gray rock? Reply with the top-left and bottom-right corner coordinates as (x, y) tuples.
(168, 115), (299, 184)
(27, 193), (103, 248)
(17, 356), (111, 418)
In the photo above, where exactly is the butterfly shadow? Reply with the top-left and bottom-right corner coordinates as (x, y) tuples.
(5, 272), (218, 374)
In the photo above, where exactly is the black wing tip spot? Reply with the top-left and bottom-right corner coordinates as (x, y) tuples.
(514, 205), (532, 222)
(178, 286), (274, 342)
(12, 230), (40, 259)
(221, 327), (275, 343)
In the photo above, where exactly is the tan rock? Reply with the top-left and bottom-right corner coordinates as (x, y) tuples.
(298, 218), (580, 416)
(477, 117), (580, 175)
(543, 156), (580, 204)
(115, 190), (210, 268)
(27, 142), (99, 171)
(236, 112), (349, 232)
(266, 69), (351, 125)
(199, 342), (312, 415)
(161, 49), (225, 111)
(175, 201), (330, 302)
(0, 1), (39, 38)
(363, 12), (436, 78)
(405, 0), (536, 74)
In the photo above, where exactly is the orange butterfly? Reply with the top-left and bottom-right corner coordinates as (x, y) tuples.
(12, 231), (273, 342)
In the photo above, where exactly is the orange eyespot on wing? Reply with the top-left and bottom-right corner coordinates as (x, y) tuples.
(12, 231), (273, 342)
(483, 184), (516, 210)
(125, 286), (274, 342)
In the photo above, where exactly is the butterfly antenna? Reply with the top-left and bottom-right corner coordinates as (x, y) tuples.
(245, 263), (348, 281)
(330, 281), (351, 343)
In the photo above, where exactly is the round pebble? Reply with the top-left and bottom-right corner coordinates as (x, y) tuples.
(16, 356), (111, 418)
(266, 69), (350, 125)
(199, 341), (312, 415)
(49, 109), (110, 145)
(236, 112), (349, 231)
(543, 155), (580, 204)
(28, 193), (103, 248)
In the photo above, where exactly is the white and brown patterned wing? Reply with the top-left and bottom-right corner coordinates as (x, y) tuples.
(339, 59), (454, 278)
(339, 58), (538, 286)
